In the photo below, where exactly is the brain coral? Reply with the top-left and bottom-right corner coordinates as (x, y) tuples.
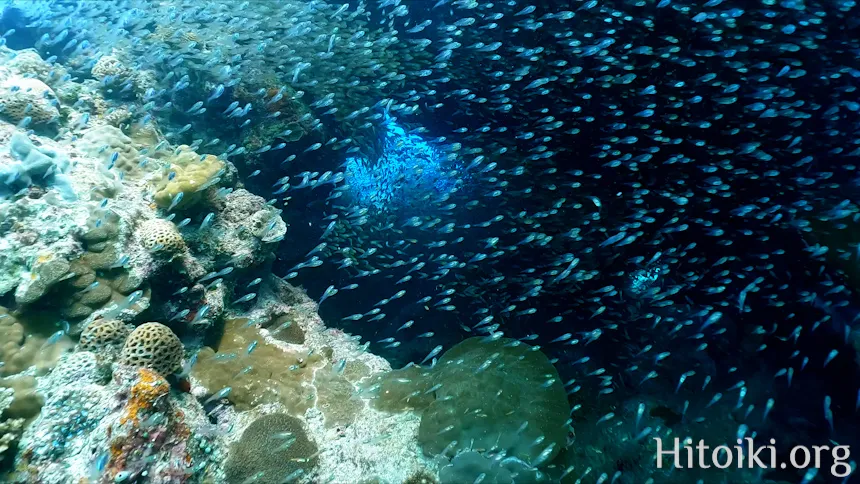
(225, 413), (319, 484)
(137, 218), (185, 254)
(119, 322), (183, 376)
(0, 76), (60, 125)
(79, 319), (131, 354)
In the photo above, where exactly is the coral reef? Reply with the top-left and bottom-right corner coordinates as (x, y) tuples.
(0, 43), (463, 484)
(15, 353), (223, 483)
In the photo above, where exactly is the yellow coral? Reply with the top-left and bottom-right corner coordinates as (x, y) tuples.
(120, 368), (170, 425)
(153, 146), (225, 210)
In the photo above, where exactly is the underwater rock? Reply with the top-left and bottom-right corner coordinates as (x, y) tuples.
(191, 188), (286, 269)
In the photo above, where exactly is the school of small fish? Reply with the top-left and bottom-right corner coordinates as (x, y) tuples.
(11, 0), (860, 480)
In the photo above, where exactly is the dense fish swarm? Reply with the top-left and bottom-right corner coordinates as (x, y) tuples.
(0, 0), (859, 482)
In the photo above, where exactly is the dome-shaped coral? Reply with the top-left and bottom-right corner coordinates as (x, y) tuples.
(137, 219), (185, 254)
(0, 76), (60, 125)
(79, 319), (131, 353)
(119, 322), (183, 376)
(75, 125), (143, 176)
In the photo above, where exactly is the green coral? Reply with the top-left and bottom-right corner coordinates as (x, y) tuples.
(225, 413), (319, 484)
(153, 146), (225, 210)
(368, 337), (570, 469)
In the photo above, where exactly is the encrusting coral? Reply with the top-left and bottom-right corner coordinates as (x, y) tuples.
(367, 337), (570, 478)
(0, 307), (72, 377)
(74, 125), (146, 178)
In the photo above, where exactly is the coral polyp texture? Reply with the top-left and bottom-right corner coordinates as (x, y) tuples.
(119, 322), (184, 377)
(78, 319), (131, 354)
(137, 218), (186, 255)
